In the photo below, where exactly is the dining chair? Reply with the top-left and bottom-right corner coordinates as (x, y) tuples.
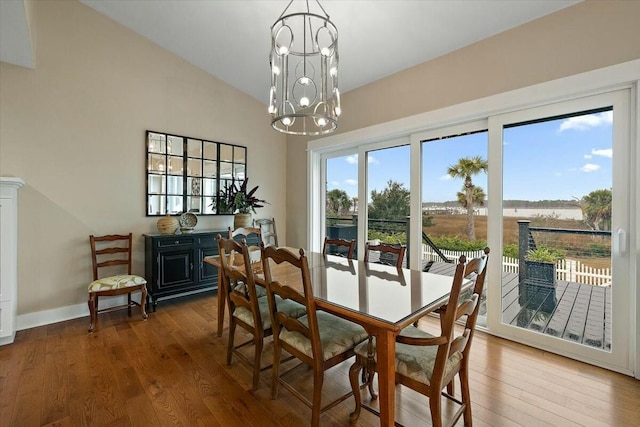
(254, 217), (278, 247)
(363, 241), (407, 269)
(217, 235), (305, 390)
(349, 250), (489, 427)
(87, 233), (148, 333)
(228, 226), (264, 285)
(322, 237), (355, 259)
(261, 245), (369, 426)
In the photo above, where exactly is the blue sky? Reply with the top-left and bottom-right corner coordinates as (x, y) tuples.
(326, 110), (613, 203)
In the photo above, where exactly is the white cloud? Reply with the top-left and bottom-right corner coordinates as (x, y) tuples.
(558, 111), (612, 132)
(439, 174), (452, 181)
(580, 163), (600, 172)
(344, 179), (357, 186)
(330, 180), (339, 186)
(345, 154), (378, 165)
(591, 148), (612, 158)
(583, 154), (592, 159)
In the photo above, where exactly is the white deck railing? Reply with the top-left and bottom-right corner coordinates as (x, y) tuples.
(421, 246), (612, 287)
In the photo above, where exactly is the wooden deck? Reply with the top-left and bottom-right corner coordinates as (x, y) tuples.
(425, 261), (612, 350)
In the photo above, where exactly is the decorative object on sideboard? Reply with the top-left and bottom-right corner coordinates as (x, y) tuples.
(215, 177), (267, 229)
(156, 214), (179, 234)
(268, 0), (340, 136)
(179, 212), (198, 233)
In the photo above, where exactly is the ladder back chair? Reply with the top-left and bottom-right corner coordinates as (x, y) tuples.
(87, 233), (147, 333)
(349, 250), (489, 427)
(261, 245), (368, 426)
(217, 235), (304, 390)
(363, 241), (407, 269)
(254, 217), (278, 247)
(322, 237), (355, 259)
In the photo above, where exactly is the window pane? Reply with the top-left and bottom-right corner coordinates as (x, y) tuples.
(421, 130), (488, 322)
(366, 145), (410, 266)
(167, 196), (184, 215)
(148, 195), (165, 215)
(220, 144), (233, 162)
(167, 176), (183, 195)
(148, 133), (166, 154)
(219, 162), (232, 179)
(325, 154), (359, 257)
(234, 164), (245, 180)
(187, 158), (202, 177)
(167, 156), (183, 176)
(203, 160), (217, 178)
(148, 174), (165, 194)
(187, 139), (202, 157)
(204, 141), (217, 160)
(234, 146), (246, 163)
(148, 154), (166, 173)
(202, 178), (216, 197)
(186, 196), (201, 213)
(167, 135), (182, 155)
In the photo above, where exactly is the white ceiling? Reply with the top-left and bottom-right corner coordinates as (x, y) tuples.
(3, 1), (581, 104)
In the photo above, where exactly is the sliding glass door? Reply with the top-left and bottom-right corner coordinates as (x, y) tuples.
(487, 90), (631, 371)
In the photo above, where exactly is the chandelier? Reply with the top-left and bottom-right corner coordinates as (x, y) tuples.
(268, 0), (340, 136)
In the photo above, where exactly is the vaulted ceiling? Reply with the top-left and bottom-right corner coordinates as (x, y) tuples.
(2, 1), (581, 104)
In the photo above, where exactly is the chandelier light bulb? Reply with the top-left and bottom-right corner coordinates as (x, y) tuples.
(282, 117), (292, 126)
(335, 106), (341, 116)
(300, 76), (309, 85)
(278, 45), (289, 55)
(320, 47), (330, 56)
(317, 118), (327, 126)
(268, 104), (276, 114)
(330, 66), (337, 77)
(300, 96), (310, 107)
(272, 65), (280, 75)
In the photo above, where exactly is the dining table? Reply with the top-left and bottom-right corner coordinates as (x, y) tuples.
(204, 249), (470, 427)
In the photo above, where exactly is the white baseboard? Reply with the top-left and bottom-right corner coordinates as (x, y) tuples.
(17, 295), (129, 331)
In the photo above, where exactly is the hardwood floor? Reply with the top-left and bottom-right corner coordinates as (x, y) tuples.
(1, 292), (638, 426)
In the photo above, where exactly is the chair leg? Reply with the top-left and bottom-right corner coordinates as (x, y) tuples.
(227, 318), (236, 366)
(140, 285), (149, 320)
(311, 369), (324, 427)
(429, 389), (443, 427)
(271, 339), (282, 399)
(446, 379), (455, 396)
(127, 292), (132, 316)
(88, 293), (97, 333)
(348, 360), (363, 422)
(459, 367), (472, 426)
(252, 335), (263, 391)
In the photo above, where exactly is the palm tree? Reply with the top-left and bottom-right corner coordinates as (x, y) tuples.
(326, 189), (351, 216)
(581, 189), (612, 231)
(447, 156), (488, 240)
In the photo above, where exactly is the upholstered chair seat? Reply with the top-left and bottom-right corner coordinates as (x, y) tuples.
(88, 274), (146, 292)
(280, 311), (368, 360)
(233, 295), (305, 330)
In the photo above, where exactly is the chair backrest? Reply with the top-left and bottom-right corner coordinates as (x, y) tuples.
(261, 245), (323, 362)
(396, 254), (467, 388)
(322, 237), (355, 259)
(254, 218), (278, 247)
(217, 235), (263, 331)
(229, 226), (262, 247)
(458, 247), (490, 358)
(89, 233), (133, 280)
(364, 242), (406, 269)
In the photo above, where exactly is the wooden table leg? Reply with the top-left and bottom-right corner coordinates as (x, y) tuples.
(217, 269), (225, 337)
(376, 329), (396, 427)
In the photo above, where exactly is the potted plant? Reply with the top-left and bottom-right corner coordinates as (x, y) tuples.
(217, 178), (267, 228)
(524, 247), (564, 287)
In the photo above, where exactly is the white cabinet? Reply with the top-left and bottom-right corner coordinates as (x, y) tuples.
(0, 177), (24, 345)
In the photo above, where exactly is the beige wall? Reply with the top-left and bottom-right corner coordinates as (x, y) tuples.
(0, 0), (286, 317)
(285, 0), (640, 248)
